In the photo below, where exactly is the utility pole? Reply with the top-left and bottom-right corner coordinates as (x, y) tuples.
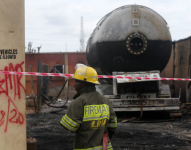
(80, 16), (84, 52)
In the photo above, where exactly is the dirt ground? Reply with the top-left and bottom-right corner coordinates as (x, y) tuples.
(26, 104), (191, 150)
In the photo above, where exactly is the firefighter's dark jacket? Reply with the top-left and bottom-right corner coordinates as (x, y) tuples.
(60, 86), (117, 150)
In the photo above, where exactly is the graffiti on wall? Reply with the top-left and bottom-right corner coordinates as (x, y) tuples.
(0, 61), (25, 132)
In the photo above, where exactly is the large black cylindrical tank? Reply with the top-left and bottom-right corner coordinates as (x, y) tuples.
(86, 5), (172, 75)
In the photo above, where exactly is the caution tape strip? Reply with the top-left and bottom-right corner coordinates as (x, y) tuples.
(0, 71), (190, 81)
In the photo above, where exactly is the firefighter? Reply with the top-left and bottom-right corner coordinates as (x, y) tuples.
(60, 65), (117, 150)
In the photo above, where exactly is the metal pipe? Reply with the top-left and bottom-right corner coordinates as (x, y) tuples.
(49, 81), (60, 91)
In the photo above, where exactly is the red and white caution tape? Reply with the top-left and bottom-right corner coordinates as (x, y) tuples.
(0, 71), (74, 77)
(0, 71), (191, 81)
(98, 75), (191, 81)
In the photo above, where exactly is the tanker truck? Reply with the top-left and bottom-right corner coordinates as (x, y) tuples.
(86, 5), (180, 112)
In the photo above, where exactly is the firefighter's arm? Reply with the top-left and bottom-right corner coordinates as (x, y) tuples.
(60, 98), (83, 132)
(107, 103), (117, 140)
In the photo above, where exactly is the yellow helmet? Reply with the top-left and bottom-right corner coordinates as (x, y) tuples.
(73, 66), (100, 84)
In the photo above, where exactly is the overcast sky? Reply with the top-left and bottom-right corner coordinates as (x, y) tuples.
(25, 0), (191, 52)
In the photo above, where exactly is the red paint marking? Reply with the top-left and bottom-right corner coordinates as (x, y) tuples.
(0, 110), (5, 126)
(18, 112), (24, 124)
(0, 62), (25, 133)
(9, 109), (18, 123)
(1, 61), (26, 100)
(4, 99), (10, 132)
(0, 120), (4, 126)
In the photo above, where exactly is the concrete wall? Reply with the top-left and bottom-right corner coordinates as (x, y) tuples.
(0, 0), (26, 150)
(25, 52), (86, 96)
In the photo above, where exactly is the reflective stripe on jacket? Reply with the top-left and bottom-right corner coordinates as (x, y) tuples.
(60, 114), (80, 132)
(60, 86), (117, 150)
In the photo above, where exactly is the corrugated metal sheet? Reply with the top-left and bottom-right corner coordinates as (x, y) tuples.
(161, 37), (191, 103)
